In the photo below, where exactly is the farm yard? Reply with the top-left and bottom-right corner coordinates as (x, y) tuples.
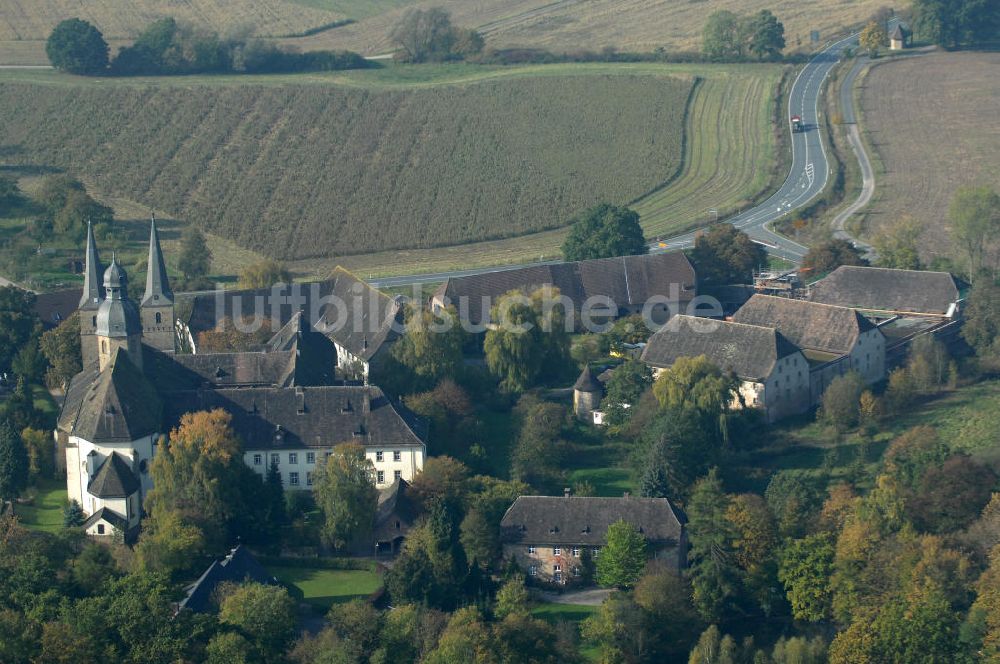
(0, 61), (781, 277)
(857, 51), (1000, 262)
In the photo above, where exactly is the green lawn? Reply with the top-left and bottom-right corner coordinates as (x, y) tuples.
(531, 603), (600, 661)
(17, 479), (67, 533)
(267, 565), (383, 610)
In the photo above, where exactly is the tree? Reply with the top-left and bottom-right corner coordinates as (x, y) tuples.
(652, 355), (738, 416)
(205, 633), (255, 664)
(392, 306), (466, 390)
(54, 189), (112, 242)
(0, 420), (29, 504)
(873, 215), (923, 270)
(510, 399), (569, 492)
(950, 186), (1000, 281)
(237, 259), (291, 289)
(967, 545), (1000, 660)
(908, 454), (997, 534)
(726, 493), (779, 613)
(20, 427), (53, 481)
(46, 19), (109, 74)
(561, 203), (647, 262)
(687, 469), (739, 622)
(778, 533), (835, 622)
(639, 406), (721, 501)
(600, 359), (652, 431)
(802, 238), (867, 274)
(0, 174), (22, 211)
(40, 313), (82, 389)
(743, 10), (786, 60)
(0, 286), (39, 375)
(687, 625), (742, 664)
(859, 20), (889, 56)
(313, 442), (377, 550)
(691, 225), (767, 285)
(422, 607), (495, 664)
(963, 281), (1000, 359)
(407, 381), (476, 458)
(219, 582), (297, 658)
(494, 574), (530, 619)
(883, 425), (948, 489)
(484, 288), (570, 392)
(460, 507), (498, 570)
(177, 227), (212, 282)
(913, 0), (1000, 48)
(906, 334), (950, 392)
(72, 543), (118, 595)
(135, 508), (206, 574)
(819, 371), (865, 432)
(389, 8), (482, 63)
(63, 500), (85, 527)
(702, 10), (743, 58)
(595, 519), (647, 589)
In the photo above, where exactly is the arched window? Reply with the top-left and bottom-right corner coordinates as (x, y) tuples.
(155, 312), (162, 324)
(92, 316), (97, 327)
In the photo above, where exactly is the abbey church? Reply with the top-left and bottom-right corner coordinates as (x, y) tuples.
(57, 221), (426, 539)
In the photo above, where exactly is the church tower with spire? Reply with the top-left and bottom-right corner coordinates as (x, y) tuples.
(79, 221), (104, 368)
(95, 255), (143, 372)
(140, 216), (176, 353)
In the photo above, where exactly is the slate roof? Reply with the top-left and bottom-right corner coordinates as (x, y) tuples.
(178, 545), (276, 613)
(574, 366), (603, 392)
(166, 350), (298, 389)
(889, 23), (908, 39)
(88, 452), (140, 498)
(142, 217), (174, 307)
(33, 289), (82, 328)
(732, 294), (877, 355)
(374, 478), (418, 542)
(184, 268), (401, 362)
(433, 252), (697, 327)
(163, 385), (426, 451)
(500, 495), (686, 547)
(640, 315), (800, 381)
(58, 349), (162, 443)
(809, 266), (960, 316)
(81, 507), (128, 531)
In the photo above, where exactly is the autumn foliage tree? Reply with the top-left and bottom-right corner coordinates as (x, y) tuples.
(313, 442), (378, 550)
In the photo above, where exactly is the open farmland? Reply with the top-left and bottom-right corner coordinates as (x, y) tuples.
(282, 0), (892, 57)
(0, 66), (695, 261)
(858, 51), (1000, 261)
(0, 0), (344, 41)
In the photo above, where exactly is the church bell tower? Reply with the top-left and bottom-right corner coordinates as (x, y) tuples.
(95, 255), (143, 372)
(140, 216), (176, 353)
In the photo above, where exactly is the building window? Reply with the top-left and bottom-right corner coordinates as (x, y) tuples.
(553, 565), (562, 583)
(289, 453), (298, 465)
(155, 312), (162, 324)
(394, 470), (402, 480)
(253, 454), (262, 466)
(393, 450), (402, 462)
(553, 546), (561, 555)
(529, 565), (538, 576)
(270, 453), (280, 466)
(306, 452), (315, 464)
(377, 470), (385, 484)
(527, 546), (536, 554)
(97, 524), (105, 535)
(306, 472), (313, 486)
(593, 546), (601, 558)
(573, 566), (581, 577)
(376, 450), (384, 462)
(289, 472), (299, 486)
(571, 547), (580, 557)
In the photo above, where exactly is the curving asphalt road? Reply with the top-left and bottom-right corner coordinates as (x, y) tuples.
(370, 32), (863, 288)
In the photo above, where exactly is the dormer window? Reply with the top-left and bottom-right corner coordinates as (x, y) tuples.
(155, 312), (162, 324)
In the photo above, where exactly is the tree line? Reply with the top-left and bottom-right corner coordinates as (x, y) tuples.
(46, 17), (371, 76)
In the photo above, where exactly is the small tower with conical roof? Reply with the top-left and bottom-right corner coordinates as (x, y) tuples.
(95, 255), (143, 372)
(79, 221), (105, 368)
(573, 366), (604, 422)
(140, 216), (176, 352)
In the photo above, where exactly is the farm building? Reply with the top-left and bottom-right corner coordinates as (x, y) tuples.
(431, 252), (697, 330)
(808, 265), (961, 318)
(732, 294), (886, 402)
(889, 23), (911, 50)
(500, 493), (687, 585)
(640, 315), (811, 422)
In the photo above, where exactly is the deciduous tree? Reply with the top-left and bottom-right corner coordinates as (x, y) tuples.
(860, 20), (889, 56)
(652, 355), (738, 416)
(312, 442), (377, 550)
(46, 19), (109, 74)
(691, 225), (767, 285)
(237, 259), (290, 289)
(561, 202), (647, 262)
(778, 532), (835, 622)
(802, 238), (867, 274)
(702, 10), (743, 58)
(950, 186), (1000, 282)
(596, 519), (647, 589)
(219, 582), (297, 658)
(0, 420), (28, 504)
(40, 313), (82, 389)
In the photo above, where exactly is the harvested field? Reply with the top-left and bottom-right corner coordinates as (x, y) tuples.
(0, 61), (780, 274)
(858, 51), (1000, 260)
(0, 0), (344, 41)
(0, 66), (693, 260)
(281, 0), (893, 56)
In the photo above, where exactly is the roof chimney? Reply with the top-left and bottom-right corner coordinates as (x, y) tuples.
(623, 491), (630, 499)
(564, 487), (571, 498)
